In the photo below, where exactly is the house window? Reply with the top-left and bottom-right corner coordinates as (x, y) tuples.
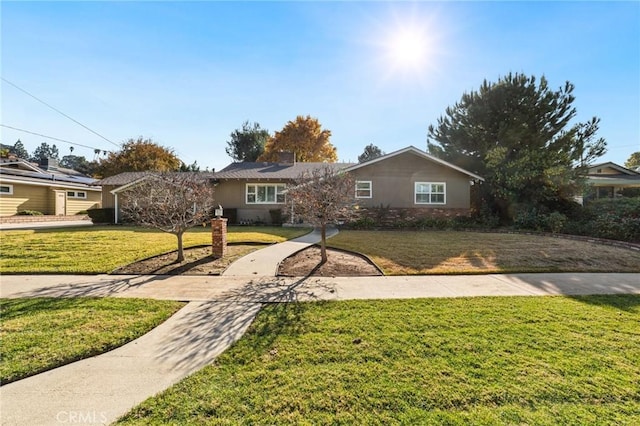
(0, 184), (13, 195)
(355, 181), (372, 198)
(415, 182), (446, 205)
(246, 184), (286, 204)
(67, 191), (87, 199)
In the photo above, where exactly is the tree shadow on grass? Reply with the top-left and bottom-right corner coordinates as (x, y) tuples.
(152, 274), (336, 373)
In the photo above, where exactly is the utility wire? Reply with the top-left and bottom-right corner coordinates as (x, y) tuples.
(1, 77), (120, 148)
(0, 124), (112, 153)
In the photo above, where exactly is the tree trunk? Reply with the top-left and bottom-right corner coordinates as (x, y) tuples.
(176, 231), (185, 263)
(320, 223), (327, 264)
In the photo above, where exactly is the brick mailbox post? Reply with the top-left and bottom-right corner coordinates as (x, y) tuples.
(211, 206), (227, 258)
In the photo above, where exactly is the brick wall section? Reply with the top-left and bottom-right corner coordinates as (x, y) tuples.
(0, 215), (90, 224)
(354, 207), (470, 227)
(211, 218), (228, 258)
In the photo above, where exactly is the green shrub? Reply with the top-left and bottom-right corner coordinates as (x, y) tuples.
(349, 216), (376, 230)
(75, 210), (88, 215)
(566, 198), (640, 242)
(87, 208), (115, 224)
(546, 211), (568, 233)
(16, 210), (43, 216)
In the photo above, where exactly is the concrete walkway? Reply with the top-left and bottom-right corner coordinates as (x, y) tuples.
(223, 227), (338, 276)
(0, 301), (260, 426)
(0, 219), (93, 230)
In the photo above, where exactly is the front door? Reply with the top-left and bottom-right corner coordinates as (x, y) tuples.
(55, 191), (66, 215)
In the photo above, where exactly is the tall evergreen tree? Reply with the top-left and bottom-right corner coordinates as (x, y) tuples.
(358, 143), (384, 163)
(31, 142), (59, 162)
(225, 121), (270, 162)
(12, 140), (30, 159)
(428, 73), (606, 220)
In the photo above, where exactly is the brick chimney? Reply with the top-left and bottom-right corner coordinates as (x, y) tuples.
(277, 151), (295, 166)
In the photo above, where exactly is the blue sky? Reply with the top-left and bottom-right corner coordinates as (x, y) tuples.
(1, 1), (639, 172)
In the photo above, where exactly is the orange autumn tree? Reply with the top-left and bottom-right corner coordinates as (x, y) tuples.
(96, 137), (181, 178)
(258, 115), (337, 162)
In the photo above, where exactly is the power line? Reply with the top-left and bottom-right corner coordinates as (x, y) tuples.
(0, 124), (112, 154)
(1, 77), (120, 148)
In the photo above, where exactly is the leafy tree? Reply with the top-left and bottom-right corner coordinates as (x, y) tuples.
(59, 155), (99, 176)
(119, 173), (215, 262)
(427, 73), (606, 220)
(95, 137), (181, 178)
(31, 142), (59, 162)
(287, 166), (357, 263)
(180, 161), (201, 172)
(12, 140), (29, 159)
(624, 152), (640, 170)
(258, 115), (337, 163)
(358, 143), (385, 163)
(225, 121), (270, 162)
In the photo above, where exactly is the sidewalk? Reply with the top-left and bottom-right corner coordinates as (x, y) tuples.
(0, 219), (93, 230)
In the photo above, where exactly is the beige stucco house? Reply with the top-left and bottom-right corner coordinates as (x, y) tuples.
(97, 146), (483, 225)
(0, 157), (101, 216)
(212, 146), (483, 224)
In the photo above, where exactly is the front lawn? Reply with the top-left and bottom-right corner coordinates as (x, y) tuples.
(0, 297), (185, 383)
(329, 230), (640, 274)
(0, 226), (311, 274)
(118, 295), (640, 424)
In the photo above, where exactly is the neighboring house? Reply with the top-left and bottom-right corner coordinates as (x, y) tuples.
(212, 146), (483, 224)
(0, 157), (101, 216)
(584, 162), (640, 200)
(96, 172), (216, 224)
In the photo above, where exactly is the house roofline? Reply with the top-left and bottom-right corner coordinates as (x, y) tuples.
(0, 176), (102, 191)
(344, 145), (484, 181)
(588, 162), (640, 176)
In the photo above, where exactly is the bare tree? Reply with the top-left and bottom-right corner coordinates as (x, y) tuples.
(120, 173), (215, 262)
(287, 166), (357, 264)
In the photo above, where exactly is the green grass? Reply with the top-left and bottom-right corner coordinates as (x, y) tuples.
(118, 296), (640, 425)
(0, 297), (185, 383)
(328, 230), (640, 274)
(0, 226), (311, 274)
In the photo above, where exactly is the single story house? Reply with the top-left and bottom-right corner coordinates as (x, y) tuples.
(212, 146), (483, 224)
(97, 146), (483, 225)
(583, 162), (640, 200)
(0, 157), (101, 216)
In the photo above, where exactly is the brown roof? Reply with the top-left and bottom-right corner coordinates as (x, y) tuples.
(213, 162), (354, 180)
(96, 171), (215, 186)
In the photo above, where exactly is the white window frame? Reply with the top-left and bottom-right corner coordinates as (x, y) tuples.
(0, 184), (13, 195)
(246, 183), (286, 204)
(414, 182), (446, 205)
(67, 191), (87, 199)
(355, 180), (372, 199)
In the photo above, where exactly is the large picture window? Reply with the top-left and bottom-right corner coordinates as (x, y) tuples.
(415, 182), (446, 205)
(355, 181), (372, 198)
(246, 184), (286, 204)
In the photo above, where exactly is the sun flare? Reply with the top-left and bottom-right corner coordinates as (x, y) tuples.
(386, 26), (429, 71)
(389, 29), (427, 68)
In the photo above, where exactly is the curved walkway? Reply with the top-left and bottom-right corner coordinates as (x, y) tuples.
(1, 226), (639, 425)
(222, 227), (338, 276)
